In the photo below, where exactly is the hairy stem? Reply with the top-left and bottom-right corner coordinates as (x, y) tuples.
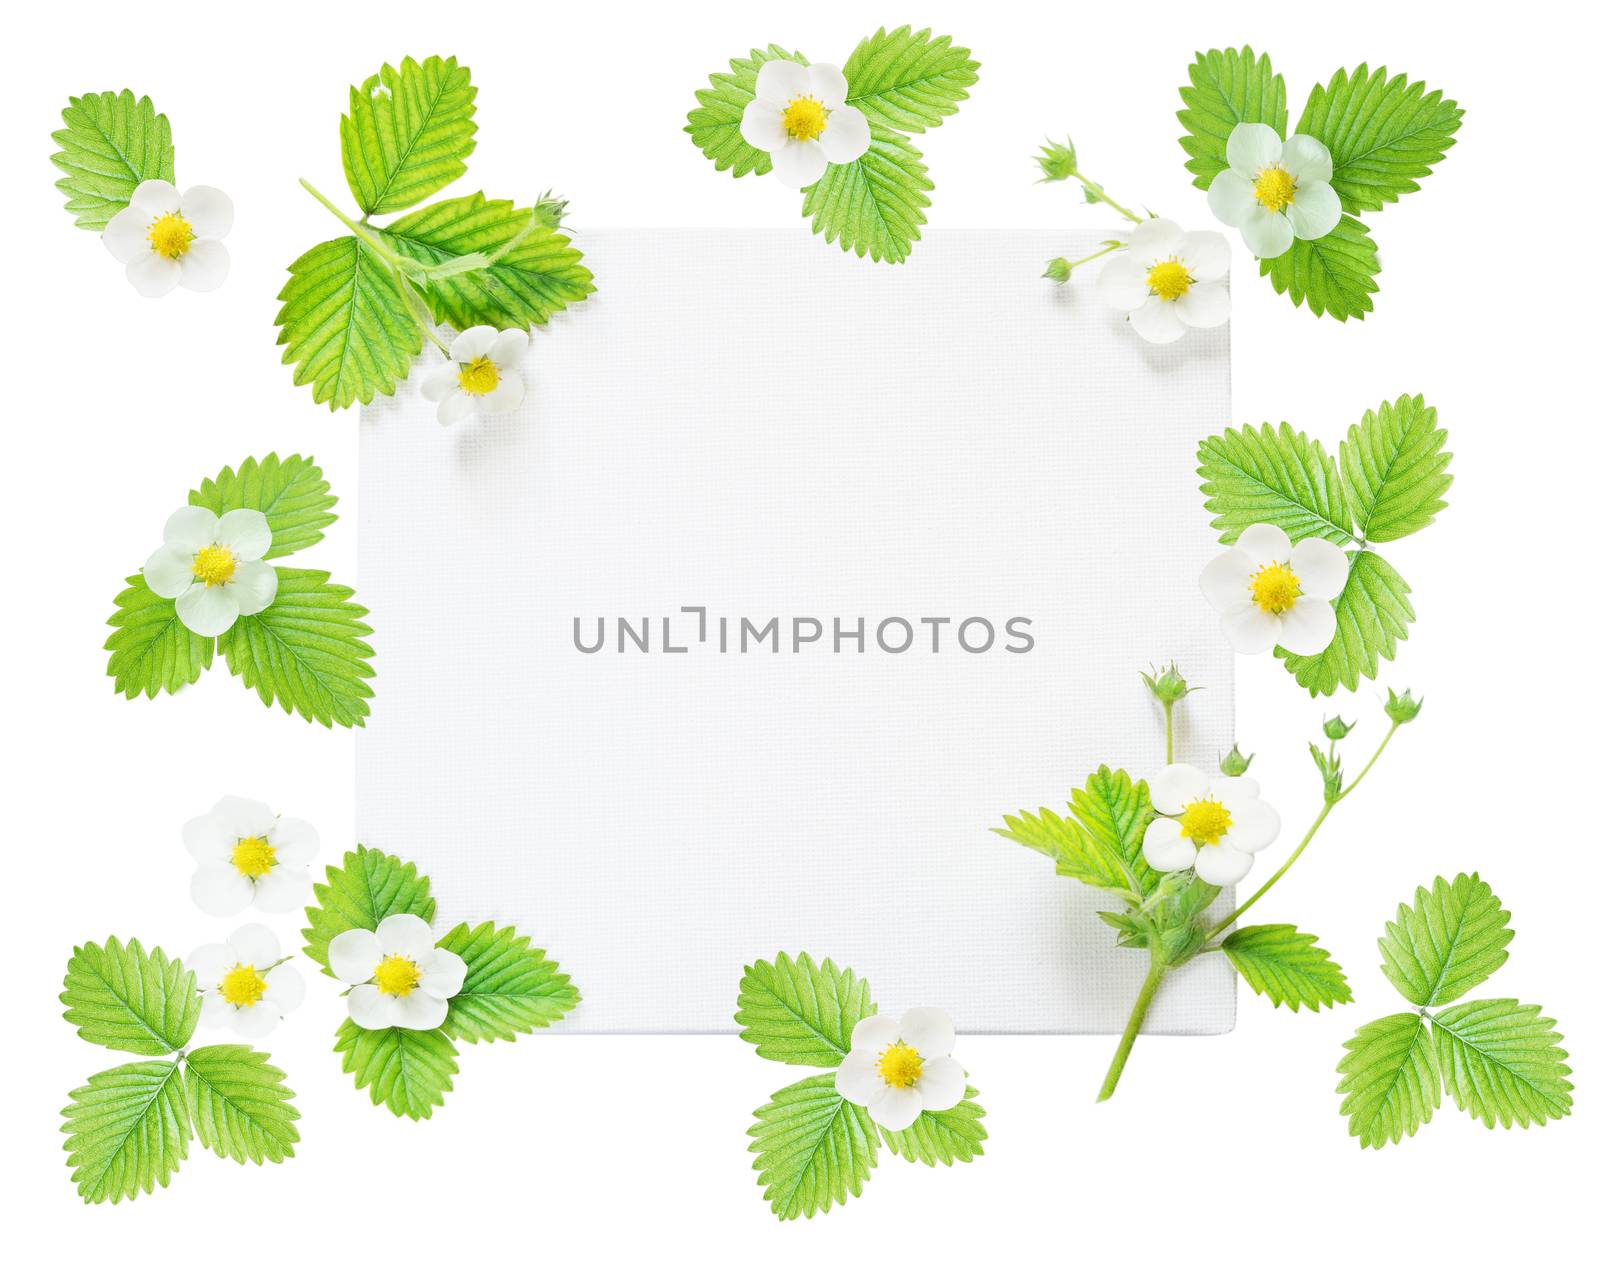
(1098, 958), (1167, 1101)
(1075, 174), (1145, 225)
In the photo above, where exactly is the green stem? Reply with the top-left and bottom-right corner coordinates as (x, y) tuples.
(1098, 958), (1167, 1101)
(1072, 241), (1125, 268)
(1075, 174), (1145, 225)
(1163, 701), (1175, 765)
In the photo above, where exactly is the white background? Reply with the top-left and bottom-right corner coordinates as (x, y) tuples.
(2, 1), (1594, 1254)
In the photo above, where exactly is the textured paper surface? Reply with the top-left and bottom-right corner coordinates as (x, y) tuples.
(358, 229), (1235, 1033)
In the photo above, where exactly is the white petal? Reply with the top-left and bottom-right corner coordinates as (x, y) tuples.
(376, 913), (436, 961)
(214, 509), (271, 560)
(328, 929), (382, 985)
(739, 101), (788, 152)
(177, 239), (229, 292)
(437, 390), (477, 427)
(916, 1057), (966, 1112)
(191, 864), (254, 916)
(1210, 777), (1259, 809)
(347, 985), (395, 1029)
(390, 991), (449, 1030)
(1124, 217), (1185, 267)
(418, 948), (468, 999)
(1276, 598), (1338, 656)
(755, 59), (811, 107)
(130, 179), (182, 215)
(1143, 818), (1196, 872)
(179, 186), (233, 238)
(144, 546), (197, 599)
(1285, 181), (1342, 242)
(489, 327), (529, 369)
(226, 923), (281, 968)
(1280, 134), (1333, 184)
(1206, 170), (1257, 228)
(896, 1008), (955, 1059)
(1224, 798), (1282, 854)
(1289, 538), (1349, 599)
(847, 1014), (901, 1057)
(187, 943), (230, 989)
(127, 253), (181, 297)
(227, 561), (277, 616)
(1241, 208), (1294, 260)
(164, 505), (218, 550)
(818, 105), (870, 164)
(868, 1086), (925, 1132)
(264, 965), (305, 1015)
(176, 582), (241, 636)
(421, 367), (459, 402)
(1128, 298), (1186, 344)
(1179, 230), (1231, 282)
(479, 371), (525, 415)
(1174, 281), (1230, 329)
(269, 817), (320, 865)
(834, 1050), (882, 1105)
(232, 1001), (282, 1039)
(806, 63), (849, 110)
(449, 326), (498, 363)
(103, 206), (152, 263)
(1236, 523), (1292, 566)
(1226, 123), (1283, 176)
(1220, 605), (1280, 655)
(251, 865), (310, 913)
(770, 138), (828, 189)
(182, 810), (235, 863)
(1199, 548), (1256, 612)
(1194, 842), (1254, 886)
(215, 795), (276, 838)
(1150, 763), (1208, 814)
(199, 992), (234, 1027)
(1096, 255), (1151, 312)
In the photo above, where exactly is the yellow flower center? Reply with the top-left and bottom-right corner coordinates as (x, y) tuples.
(374, 954), (423, 997)
(1252, 166), (1297, 213)
(1179, 799), (1233, 847)
(191, 544), (237, 587)
(1250, 561), (1302, 615)
(781, 95), (829, 142)
(218, 964), (268, 1007)
(230, 836), (276, 879)
(1145, 258), (1193, 302)
(147, 212), (195, 259)
(876, 1041), (924, 1090)
(458, 356), (500, 397)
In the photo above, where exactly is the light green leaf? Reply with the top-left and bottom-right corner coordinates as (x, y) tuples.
(340, 55), (477, 215)
(802, 126), (932, 264)
(995, 766), (1156, 895)
(748, 1075), (878, 1220)
(841, 26), (979, 134)
(51, 90), (175, 230)
(1222, 924), (1352, 1012)
(188, 454), (338, 560)
(736, 953), (876, 1067)
(686, 46), (807, 178)
(380, 193), (595, 331)
(436, 922), (580, 1044)
(1278, 550), (1414, 697)
(275, 235), (422, 411)
(105, 575), (214, 699)
(1178, 47), (1288, 190)
(303, 846), (436, 972)
(1197, 422), (1355, 545)
(1297, 65), (1463, 214)
(60, 937), (201, 1056)
(218, 567), (375, 728)
(1339, 394), (1452, 543)
(1259, 214), (1381, 321)
(880, 1087), (987, 1165)
(1430, 999), (1573, 1129)
(1379, 873), (1513, 1007)
(1336, 1011), (1440, 1150)
(335, 1021), (458, 1120)
(183, 1044), (300, 1165)
(62, 1060), (189, 1204)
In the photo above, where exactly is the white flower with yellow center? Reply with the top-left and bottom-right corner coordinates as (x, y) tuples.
(421, 325), (529, 425)
(189, 924), (305, 1039)
(1206, 124), (1341, 259)
(1143, 764), (1281, 886)
(1096, 218), (1231, 344)
(143, 505), (278, 636)
(184, 795), (319, 917)
(102, 179), (233, 297)
(329, 913), (467, 1031)
(1201, 522), (1349, 656)
(738, 60), (871, 189)
(834, 1008), (966, 1131)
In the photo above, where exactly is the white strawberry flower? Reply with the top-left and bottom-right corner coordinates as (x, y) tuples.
(184, 795), (319, 916)
(189, 924), (305, 1039)
(834, 1008), (966, 1131)
(1206, 124), (1341, 259)
(328, 914), (467, 1031)
(1143, 764), (1281, 886)
(1200, 523), (1349, 656)
(103, 179), (233, 296)
(422, 325), (529, 425)
(739, 60), (871, 189)
(143, 505), (277, 636)
(1096, 217), (1231, 344)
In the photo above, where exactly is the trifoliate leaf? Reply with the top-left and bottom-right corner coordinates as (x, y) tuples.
(686, 46), (807, 178)
(51, 90), (175, 230)
(436, 922), (580, 1044)
(880, 1087), (987, 1165)
(340, 55), (477, 216)
(62, 1060), (189, 1204)
(183, 1044), (300, 1165)
(335, 1021), (458, 1120)
(749, 1075), (878, 1220)
(1259, 214), (1381, 321)
(1336, 1011), (1441, 1150)
(275, 235), (422, 411)
(61, 938), (201, 1056)
(841, 26), (979, 134)
(188, 454), (338, 560)
(1222, 924), (1352, 1012)
(1297, 65), (1463, 214)
(380, 193), (595, 331)
(1430, 1000), (1573, 1129)
(736, 953), (876, 1067)
(802, 126), (932, 264)
(303, 846), (436, 972)
(1197, 422), (1355, 545)
(218, 568), (375, 728)
(105, 575), (215, 699)
(1277, 550), (1414, 697)
(994, 766), (1157, 895)
(1379, 873), (1513, 1007)
(1178, 47), (1288, 190)
(1338, 395), (1452, 543)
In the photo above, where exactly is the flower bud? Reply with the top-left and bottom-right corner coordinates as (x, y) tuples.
(1384, 688), (1424, 725)
(533, 191), (569, 230)
(1219, 744), (1255, 777)
(1034, 137), (1079, 182)
(1042, 257), (1073, 283)
(1140, 662), (1193, 705)
(1322, 715), (1356, 741)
